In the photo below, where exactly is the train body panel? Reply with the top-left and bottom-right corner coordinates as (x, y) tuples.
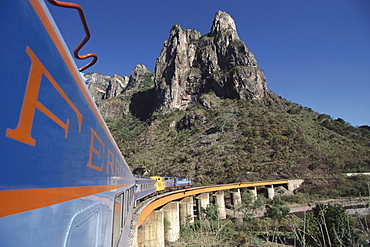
(163, 177), (176, 188)
(175, 177), (192, 188)
(0, 0), (134, 246)
(1, 187), (135, 246)
(0, 1), (193, 246)
(134, 177), (156, 201)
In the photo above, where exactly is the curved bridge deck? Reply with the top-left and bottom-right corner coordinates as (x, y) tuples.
(137, 179), (289, 226)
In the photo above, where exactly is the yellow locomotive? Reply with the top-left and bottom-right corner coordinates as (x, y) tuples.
(150, 176), (165, 191)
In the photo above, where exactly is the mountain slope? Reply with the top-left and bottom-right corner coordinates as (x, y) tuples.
(87, 11), (370, 187)
(107, 90), (370, 185)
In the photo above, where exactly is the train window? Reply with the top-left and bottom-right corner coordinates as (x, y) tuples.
(123, 190), (128, 219)
(127, 187), (133, 216)
(112, 192), (124, 247)
(126, 187), (133, 217)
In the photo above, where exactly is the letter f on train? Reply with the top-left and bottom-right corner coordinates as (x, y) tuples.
(6, 47), (82, 146)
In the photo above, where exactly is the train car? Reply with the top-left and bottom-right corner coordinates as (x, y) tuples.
(163, 177), (176, 189)
(134, 176), (156, 202)
(0, 1), (135, 246)
(175, 177), (192, 188)
(150, 176), (166, 192)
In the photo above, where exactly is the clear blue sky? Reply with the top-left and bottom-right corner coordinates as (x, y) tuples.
(48, 0), (370, 126)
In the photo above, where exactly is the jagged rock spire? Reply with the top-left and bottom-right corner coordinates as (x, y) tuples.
(127, 64), (151, 88)
(211, 11), (239, 40)
(154, 11), (268, 110)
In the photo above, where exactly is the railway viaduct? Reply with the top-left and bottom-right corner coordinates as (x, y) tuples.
(130, 179), (304, 247)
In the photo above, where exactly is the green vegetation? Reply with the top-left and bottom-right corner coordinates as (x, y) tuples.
(303, 203), (360, 247)
(104, 89), (370, 245)
(264, 196), (290, 220)
(178, 204), (238, 246)
(174, 197), (369, 246)
(107, 91), (370, 188)
(232, 192), (265, 221)
(125, 72), (154, 91)
(299, 175), (370, 198)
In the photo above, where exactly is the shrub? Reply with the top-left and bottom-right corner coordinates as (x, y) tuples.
(264, 196), (290, 220)
(304, 203), (360, 247)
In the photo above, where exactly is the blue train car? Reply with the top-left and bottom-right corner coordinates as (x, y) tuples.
(163, 177), (176, 189)
(134, 176), (156, 202)
(0, 1), (134, 246)
(175, 177), (192, 188)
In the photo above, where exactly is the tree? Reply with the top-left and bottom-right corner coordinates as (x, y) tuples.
(232, 191), (265, 221)
(264, 196), (290, 220)
(304, 203), (360, 247)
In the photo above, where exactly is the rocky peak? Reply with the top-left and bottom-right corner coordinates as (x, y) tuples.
(154, 11), (268, 111)
(85, 64), (152, 107)
(128, 64), (151, 88)
(106, 74), (129, 99)
(210, 11), (239, 40)
(85, 73), (129, 106)
(154, 24), (201, 109)
(85, 65), (154, 120)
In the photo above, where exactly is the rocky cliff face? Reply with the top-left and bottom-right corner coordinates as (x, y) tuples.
(154, 11), (268, 110)
(127, 64), (151, 89)
(85, 64), (151, 105)
(85, 64), (153, 120)
(85, 73), (129, 106)
(86, 11), (268, 121)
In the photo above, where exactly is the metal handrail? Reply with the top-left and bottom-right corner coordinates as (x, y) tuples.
(47, 0), (98, 71)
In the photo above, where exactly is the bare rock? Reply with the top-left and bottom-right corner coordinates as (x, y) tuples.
(99, 97), (130, 121)
(155, 24), (201, 110)
(85, 65), (153, 120)
(127, 64), (152, 89)
(154, 11), (268, 111)
(85, 73), (128, 106)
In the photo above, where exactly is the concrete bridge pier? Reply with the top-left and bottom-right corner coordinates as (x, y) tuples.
(213, 191), (226, 219)
(234, 217), (244, 226)
(180, 197), (194, 225)
(267, 185), (275, 199)
(162, 201), (180, 242)
(248, 187), (258, 200)
(132, 226), (138, 247)
(137, 210), (164, 247)
(196, 193), (209, 217)
(230, 188), (241, 206)
(230, 188), (243, 222)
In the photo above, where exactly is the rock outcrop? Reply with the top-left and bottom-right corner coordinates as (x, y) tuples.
(85, 64), (151, 106)
(154, 11), (268, 110)
(85, 73), (129, 106)
(127, 64), (151, 89)
(85, 65), (153, 120)
(86, 11), (268, 121)
(98, 97), (131, 121)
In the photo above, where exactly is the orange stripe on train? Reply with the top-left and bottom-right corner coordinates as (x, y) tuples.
(0, 184), (132, 217)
